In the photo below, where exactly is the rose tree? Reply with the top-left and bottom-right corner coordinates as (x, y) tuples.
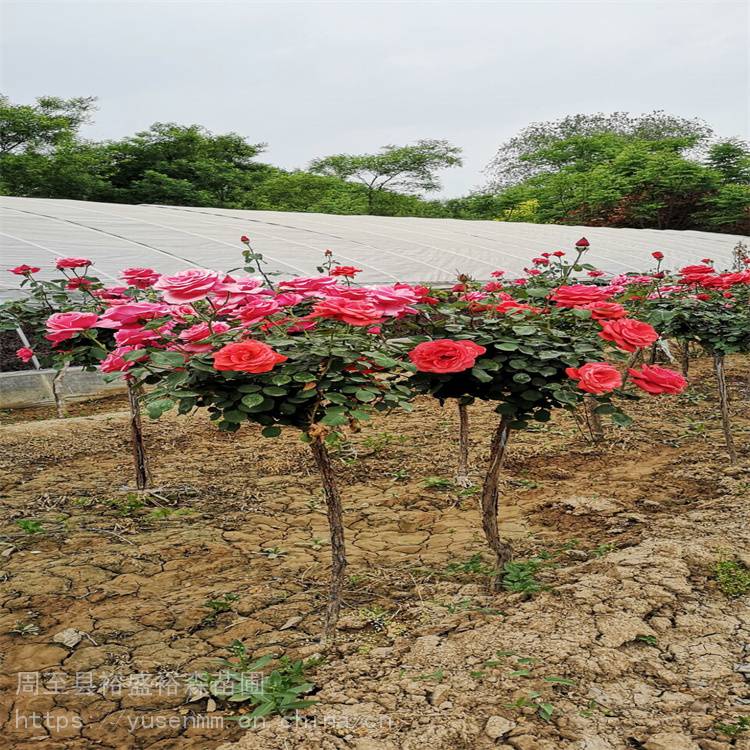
(116, 262), (415, 641)
(393, 278), (686, 589)
(643, 261), (750, 463)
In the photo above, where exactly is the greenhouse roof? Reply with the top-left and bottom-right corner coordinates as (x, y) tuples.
(1, 196), (746, 299)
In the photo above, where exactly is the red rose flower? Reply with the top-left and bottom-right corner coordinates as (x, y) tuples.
(16, 347), (34, 363)
(575, 237), (590, 248)
(212, 341), (287, 373)
(311, 297), (383, 327)
(651, 251), (664, 260)
(330, 266), (362, 277)
(550, 284), (614, 307)
(10, 264), (41, 275)
(408, 339), (486, 374)
(55, 257), (92, 270)
(565, 362), (622, 395)
(578, 302), (628, 321)
(628, 365), (687, 395)
(598, 319), (659, 352)
(240, 235), (250, 244)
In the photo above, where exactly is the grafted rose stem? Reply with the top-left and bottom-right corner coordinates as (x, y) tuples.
(713, 353), (737, 464)
(127, 380), (150, 490)
(308, 432), (347, 644)
(480, 415), (514, 592)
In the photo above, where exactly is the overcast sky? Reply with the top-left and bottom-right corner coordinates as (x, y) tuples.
(1, 0), (748, 197)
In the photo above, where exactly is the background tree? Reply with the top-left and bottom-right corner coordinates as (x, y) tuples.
(98, 123), (270, 207)
(486, 111), (713, 189)
(0, 94), (96, 156)
(309, 139), (462, 213)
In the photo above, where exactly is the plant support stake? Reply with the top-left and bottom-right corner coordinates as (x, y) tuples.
(455, 401), (471, 486)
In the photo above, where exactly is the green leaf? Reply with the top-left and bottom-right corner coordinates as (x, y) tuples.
(263, 386), (287, 397)
(512, 325), (538, 336)
(148, 350), (186, 368)
(471, 367), (493, 383)
(593, 403), (617, 415)
(611, 412), (633, 428)
(495, 342), (519, 351)
(146, 398), (175, 419)
(241, 393), (265, 409)
(355, 389), (377, 402)
(261, 426), (282, 438)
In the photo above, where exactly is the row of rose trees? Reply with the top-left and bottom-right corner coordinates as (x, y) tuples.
(3, 239), (748, 641)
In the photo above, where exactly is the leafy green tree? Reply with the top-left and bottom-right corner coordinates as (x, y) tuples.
(309, 139), (462, 213)
(487, 111), (712, 189)
(706, 139), (750, 184)
(99, 123), (270, 207)
(0, 94), (96, 156)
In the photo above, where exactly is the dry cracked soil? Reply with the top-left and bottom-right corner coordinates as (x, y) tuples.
(0, 356), (748, 750)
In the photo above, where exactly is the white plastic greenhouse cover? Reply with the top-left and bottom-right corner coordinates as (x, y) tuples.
(1, 196), (747, 299)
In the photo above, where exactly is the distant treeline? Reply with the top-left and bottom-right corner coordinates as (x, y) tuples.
(1, 97), (748, 233)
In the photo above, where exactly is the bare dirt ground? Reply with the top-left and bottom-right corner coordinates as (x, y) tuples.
(1, 357), (748, 750)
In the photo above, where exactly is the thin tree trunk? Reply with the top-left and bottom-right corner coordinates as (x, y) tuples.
(480, 416), (514, 592)
(584, 395), (605, 443)
(127, 381), (150, 490)
(52, 362), (70, 418)
(648, 342), (658, 365)
(455, 401), (471, 486)
(309, 433), (347, 643)
(713, 353), (737, 464)
(681, 340), (690, 378)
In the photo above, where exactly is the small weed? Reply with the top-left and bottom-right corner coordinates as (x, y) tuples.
(362, 432), (406, 454)
(505, 691), (554, 721)
(445, 553), (494, 577)
(715, 716), (750, 737)
(11, 621), (40, 637)
(15, 519), (43, 534)
(262, 547), (286, 559)
(147, 508), (193, 521)
(106, 494), (145, 517)
(591, 543), (615, 558)
(201, 593), (239, 625)
(192, 640), (319, 719)
(714, 559), (750, 598)
(509, 478), (539, 490)
(390, 468), (410, 482)
(423, 476), (454, 491)
(635, 634), (658, 647)
(502, 559), (545, 595)
(416, 668), (445, 683)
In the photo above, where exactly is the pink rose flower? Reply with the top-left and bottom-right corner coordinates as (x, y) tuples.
(153, 268), (222, 304)
(16, 347), (34, 363)
(45, 312), (99, 344)
(121, 267), (161, 289)
(100, 346), (147, 373)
